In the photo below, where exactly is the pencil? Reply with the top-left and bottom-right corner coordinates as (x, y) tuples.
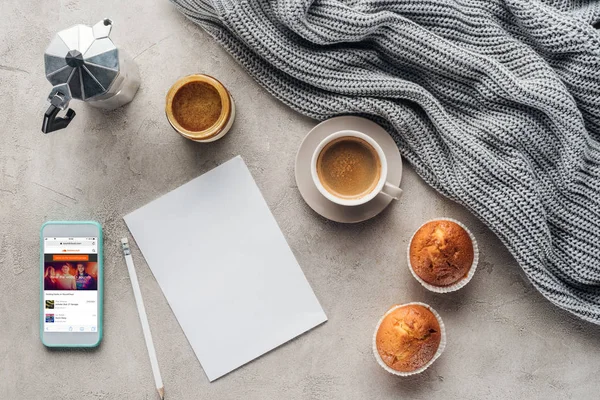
(121, 238), (165, 399)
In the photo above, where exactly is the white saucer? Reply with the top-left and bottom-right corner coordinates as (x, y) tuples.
(295, 116), (403, 223)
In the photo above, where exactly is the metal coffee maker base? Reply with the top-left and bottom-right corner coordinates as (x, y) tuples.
(86, 51), (140, 110)
(42, 18), (141, 133)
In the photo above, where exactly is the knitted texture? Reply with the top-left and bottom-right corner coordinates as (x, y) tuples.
(171, 0), (600, 324)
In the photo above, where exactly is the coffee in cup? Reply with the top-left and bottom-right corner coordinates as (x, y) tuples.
(316, 136), (381, 200)
(165, 74), (236, 142)
(311, 130), (402, 206)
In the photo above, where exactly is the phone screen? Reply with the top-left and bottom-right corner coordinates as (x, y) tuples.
(42, 237), (98, 333)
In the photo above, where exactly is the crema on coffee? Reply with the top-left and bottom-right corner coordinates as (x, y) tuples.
(165, 74), (235, 142)
(316, 136), (381, 199)
(171, 81), (222, 132)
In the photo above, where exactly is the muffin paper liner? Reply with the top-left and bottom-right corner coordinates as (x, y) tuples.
(407, 218), (479, 293)
(372, 302), (446, 376)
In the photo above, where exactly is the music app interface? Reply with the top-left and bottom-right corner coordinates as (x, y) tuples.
(43, 237), (98, 333)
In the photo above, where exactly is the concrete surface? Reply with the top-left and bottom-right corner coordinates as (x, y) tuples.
(1, 1), (600, 399)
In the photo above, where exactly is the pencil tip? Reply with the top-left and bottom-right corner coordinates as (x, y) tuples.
(158, 387), (164, 399)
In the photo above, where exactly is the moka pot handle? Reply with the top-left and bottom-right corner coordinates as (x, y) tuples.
(41, 92), (76, 134)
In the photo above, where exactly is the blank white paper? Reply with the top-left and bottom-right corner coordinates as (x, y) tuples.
(124, 156), (327, 381)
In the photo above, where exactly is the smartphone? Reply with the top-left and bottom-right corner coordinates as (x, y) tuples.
(40, 221), (103, 347)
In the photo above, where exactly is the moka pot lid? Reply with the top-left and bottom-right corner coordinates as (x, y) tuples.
(44, 19), (119, 101)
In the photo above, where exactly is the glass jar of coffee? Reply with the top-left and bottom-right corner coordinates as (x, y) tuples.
(165, 74), (235, 142)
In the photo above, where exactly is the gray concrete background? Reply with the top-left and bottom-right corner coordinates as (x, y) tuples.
(1, 1), (599, 399)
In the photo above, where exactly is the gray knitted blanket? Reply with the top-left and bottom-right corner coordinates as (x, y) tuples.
(171, 0), (600, 324)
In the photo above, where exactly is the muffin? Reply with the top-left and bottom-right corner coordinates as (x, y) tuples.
(409, 219), (475, 289)
(374, 304), (443, 373)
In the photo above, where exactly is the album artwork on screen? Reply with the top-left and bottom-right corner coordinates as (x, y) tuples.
(43, 237), (99, 333)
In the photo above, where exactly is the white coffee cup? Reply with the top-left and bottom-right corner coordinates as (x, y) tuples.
(311, 130), (402, 206)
